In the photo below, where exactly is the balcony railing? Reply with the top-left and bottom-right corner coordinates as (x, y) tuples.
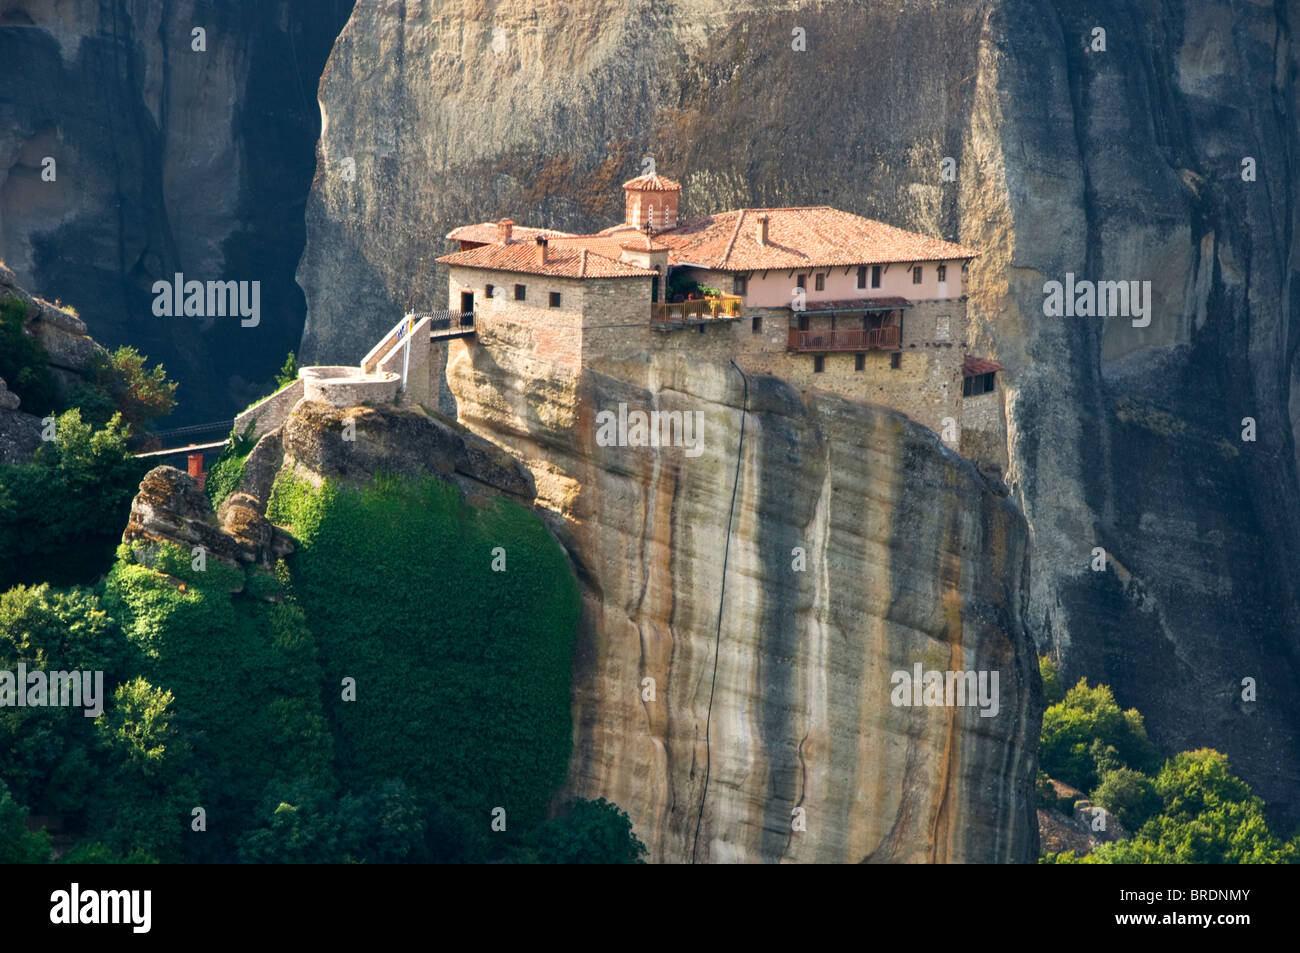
(788, 326), (901, 352)
(652, 294), (743, 323)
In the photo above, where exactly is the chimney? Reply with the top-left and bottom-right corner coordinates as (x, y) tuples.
(756, 213), (769, 246)
(535, 235), (549, 265)
(187, 453), (206, 491)
(496, 218), (514, 244)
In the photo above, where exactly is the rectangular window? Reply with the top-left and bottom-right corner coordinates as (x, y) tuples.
(734, 276), (747, 295)
(815, 273), (825, 291)
(854, 353), (865, 371)
(798, 314), (810, 331)
(485, 283), (495, 299)
(751, 315), (762, 333)
(857, 266), (867, 289)
(912, 266), (922, 284)
(813, 355), (825, 373)
(963, 372), (996, 397)
(514, 284), (526, 301)
(937, 264), (947, 282)
(796, 274), (806, 289)
(891, 352), (902, 370)
(871, 265), (881, 288)
(549, 291), (561, 308)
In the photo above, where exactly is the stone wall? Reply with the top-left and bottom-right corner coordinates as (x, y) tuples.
(582, 297), (970, 438)
(961, 388), (1008, 472)
(234, 378), (306, 441)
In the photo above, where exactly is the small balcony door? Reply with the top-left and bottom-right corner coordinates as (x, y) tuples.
(460, 291), (474, 314)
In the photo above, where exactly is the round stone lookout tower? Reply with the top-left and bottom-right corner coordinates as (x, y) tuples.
(623, 173), (681, 232)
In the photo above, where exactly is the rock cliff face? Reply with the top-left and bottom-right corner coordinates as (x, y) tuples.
(299, 0), (1300, 826)
(0, 262), (103, 463)
(444, 341), (1039, 862)
(0, 1), (352, 420)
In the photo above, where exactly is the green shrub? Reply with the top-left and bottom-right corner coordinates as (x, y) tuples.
(1039, 678), (1158, 792)
(0, 410), (144, 588)
(0, 584), (131, 821)
(0, 779), (51, 863)
(1091, 767), (1161, 830)
(1039, 655), (1064, 705)
(275, 352), (300, 390)
(515, 798), (648, 864)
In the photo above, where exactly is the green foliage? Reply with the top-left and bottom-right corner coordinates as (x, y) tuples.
(513, 798), (648, 864)
(1051, 750), (1299, 864)
(204, 422), (257, 508)
(275, 352), (300, 390)
(237, 779), (426, 863)
(1039, 678), (1158, 792)
(59, 842), (158, 864)
(0, 295), (57, 416)
(0, 410), (144, 588)
(0, 584), (130, 820)
(71, 346), (177, 432)
(89, 677), (200, 862)
(103, 541), (333, 855)
(1038, 655), (1064, 705)
(0, 779), (50, 863)
(1091, 767), (1161, 830)
(266, 472), (581, 839)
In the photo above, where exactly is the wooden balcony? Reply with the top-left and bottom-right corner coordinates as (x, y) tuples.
(788, 326), (900, 352)
(652, 294), (743, 324)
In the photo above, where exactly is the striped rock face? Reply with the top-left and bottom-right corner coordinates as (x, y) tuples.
(444, 337), (1040, 863)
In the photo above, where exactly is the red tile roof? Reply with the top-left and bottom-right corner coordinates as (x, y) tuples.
(436, 241), (658, 279)
(963, 355), (1004, 376)
(445, 222), (574, 245)
(655, 207), (977, 271)
(622, 173), (682, 192)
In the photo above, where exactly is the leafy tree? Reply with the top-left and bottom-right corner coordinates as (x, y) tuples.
(275, 352), (300, 390)
(89, 677), (201, 863)
(519, 798), (648, 864)
(0, 409), (144, 588)
(0, 295), (57, 416)
(0, 584), (129, 820)
(1091, 767), (1161, 830)
(237, 779), (427, 863)
(1038, 655), (1064, 705)
(1048, 750), (1299, 864)
(0, 779), (50, 863)
(72, 346), (177, 432)
(1039, 678), (1158, 792)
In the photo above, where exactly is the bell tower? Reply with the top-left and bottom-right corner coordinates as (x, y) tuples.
(623, 173), (681, 231)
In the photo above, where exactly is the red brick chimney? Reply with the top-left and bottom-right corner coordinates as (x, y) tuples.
(756, 213), (769, 246)
(535, 235), (549, 265)
(187, 453), (206, 491)
(496, 218), (514, 244)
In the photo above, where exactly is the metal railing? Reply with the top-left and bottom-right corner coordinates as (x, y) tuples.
(652, 295), (743, 323)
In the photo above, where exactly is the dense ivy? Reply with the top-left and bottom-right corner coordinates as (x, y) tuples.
(266, 472), (581, 840)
